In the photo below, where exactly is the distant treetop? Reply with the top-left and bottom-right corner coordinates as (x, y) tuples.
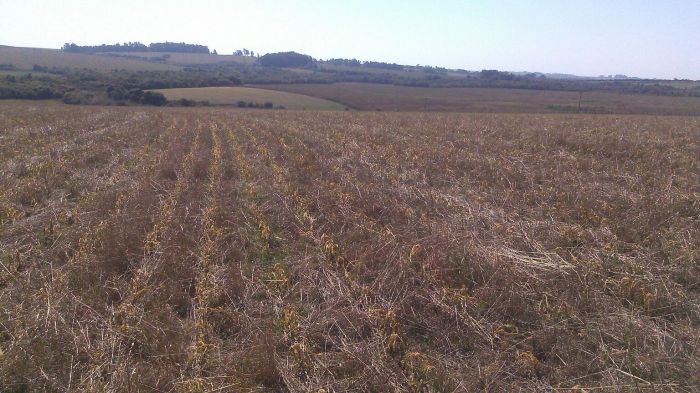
(61, 42), (211, 54)
(233, 49), (257, 57)
(258, 52), (314, 68)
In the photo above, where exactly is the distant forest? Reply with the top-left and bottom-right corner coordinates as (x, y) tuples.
(62, 42), (211, 54)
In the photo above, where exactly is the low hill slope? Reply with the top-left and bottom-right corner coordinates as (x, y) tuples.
(99, 51), (256, 66)
(0, 45), (180, 71)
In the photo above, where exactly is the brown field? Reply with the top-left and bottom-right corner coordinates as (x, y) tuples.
(150, 86), (346, 110)
(257, 82), (700, 115)
(0, 45), (180, 71)
(100, 51), (257, 66)
(0, 101), (699, 391)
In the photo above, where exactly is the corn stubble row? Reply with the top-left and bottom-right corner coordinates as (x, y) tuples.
(0, 103), (699, 392)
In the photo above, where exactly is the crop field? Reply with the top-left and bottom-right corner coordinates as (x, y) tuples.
(150, 87), (346, 110)
(100, 51), (257, 66)
(257, 83), (700, 115)
(0, 46), (181, 72)
(0, 101), (699, 391)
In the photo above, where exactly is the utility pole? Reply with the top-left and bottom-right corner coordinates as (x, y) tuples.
(578, 91), (583, 113)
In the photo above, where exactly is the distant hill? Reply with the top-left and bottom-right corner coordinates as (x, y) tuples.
(0, 45), (180, 71)
(98, 51), (256, 67)
(1, 44), (698, 107)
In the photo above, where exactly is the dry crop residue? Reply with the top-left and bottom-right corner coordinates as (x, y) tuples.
(1, 102), (698, 391)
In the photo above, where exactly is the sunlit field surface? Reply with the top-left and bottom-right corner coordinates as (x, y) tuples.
(1, 102), (698, 391)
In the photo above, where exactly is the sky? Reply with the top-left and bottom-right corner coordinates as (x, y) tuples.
(1, 0), (699, 79)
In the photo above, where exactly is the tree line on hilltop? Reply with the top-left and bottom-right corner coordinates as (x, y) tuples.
(62, 42), (211, 54)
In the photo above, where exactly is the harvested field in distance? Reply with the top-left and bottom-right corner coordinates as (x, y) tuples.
(99, 51), (256, 66)
(0, 45), (180, 71)
(1, 101), (699, 391)
(150, 86), (346, 110)
(257, 82), (700, 115)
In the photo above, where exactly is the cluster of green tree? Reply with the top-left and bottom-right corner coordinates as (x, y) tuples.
(324, 58), (362, 67)
(106, 69), (241, 90)
(172, 98), (209, 107)
(236, 101), (277, 109)
(0, 73), (67, 99)
(100, 53), (173, 62)
(258, 52), (314, 68)
(103, 88), (167, 105)
(480, 69), (518, 80)
(61, 42), (146, 53)
(233, 48), (257, 57)
(58, 89), (164, 106)
(149, 42), (209, 53)
(0, 74), (167, 106)
(410, 65), (449, 74)
(0, 66), (244, 105)
(61, 41), (210, 54)
(62, 91), (207, 107)
(320, 59), (458, 75)
(322, 59), (400, 71)
(0, 63), (17, 71)
(362, 61), (404, 70)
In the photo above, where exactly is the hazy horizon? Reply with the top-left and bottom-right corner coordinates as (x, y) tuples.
(1, 0), (699, 80)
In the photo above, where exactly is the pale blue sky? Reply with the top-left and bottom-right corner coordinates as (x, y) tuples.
(1, 0), (699, 79)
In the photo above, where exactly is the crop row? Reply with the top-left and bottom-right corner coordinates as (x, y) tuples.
(0, 106), (698, 392)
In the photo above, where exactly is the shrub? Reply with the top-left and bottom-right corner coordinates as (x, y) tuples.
(177, 98), (196, 107)
(140, 91), (167, 106)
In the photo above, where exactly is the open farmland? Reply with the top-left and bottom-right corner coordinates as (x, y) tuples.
(0, 45), (180, 71)
(0, 101), (699, 391)
(150, 86), (346, 110)
(257, 83), (700, 115)
(99, 51), (257, 66)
